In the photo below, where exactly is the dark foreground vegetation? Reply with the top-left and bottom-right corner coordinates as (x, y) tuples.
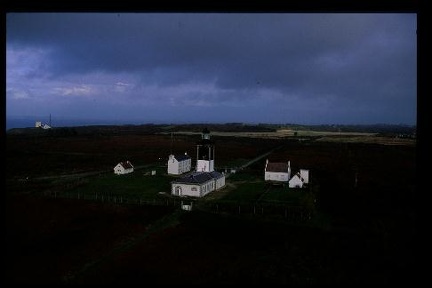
(5, 124), (416, 285)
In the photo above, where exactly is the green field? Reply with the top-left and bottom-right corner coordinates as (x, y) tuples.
(43, 165), (314, 215)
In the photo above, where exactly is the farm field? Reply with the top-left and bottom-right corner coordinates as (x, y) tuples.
(5, 124), (416, 285)
(162, 128), (415, 146)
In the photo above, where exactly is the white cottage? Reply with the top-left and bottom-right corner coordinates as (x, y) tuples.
(289, 169), (310, 188)
(264, 159), (291, 183)
(167, 153), (192, 175)
(171, 171), (225, 197)
(114, 161), (134, 175)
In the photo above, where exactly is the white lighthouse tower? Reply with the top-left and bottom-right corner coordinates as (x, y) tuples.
(196, 127), (215, 172)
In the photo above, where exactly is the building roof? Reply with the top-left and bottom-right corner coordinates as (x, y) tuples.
(172, 171), (223, 185)
(119, 161), (133, 169)
(209, 171), (224, 179)
(174, 154), (191, 161)
(290, 173), (305, 183)
(266, 162), (289, 173)
(289, 173), (305, 183)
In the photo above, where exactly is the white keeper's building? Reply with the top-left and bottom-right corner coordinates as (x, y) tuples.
(167, 153), (192, 175)
(171, 128), (226, 197)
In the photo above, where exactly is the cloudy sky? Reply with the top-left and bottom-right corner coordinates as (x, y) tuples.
(6, 13), (417, 126)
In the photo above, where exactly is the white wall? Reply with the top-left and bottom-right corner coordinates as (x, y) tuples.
(289, 175), (304, 188)
(300, 169), (309, 184)
(168, 156), (192, 175)
(167, 155), (179, 175)
(114, 164), (133, 175)
(197, 160), (214, 172)
(215, 176), (226, 190)
(172, 183), (201, 197)
(114, 164), (124, 175)
(179, 159), (191, 174)
(171, 178), (222, 197)
(265, 171), (289, 182)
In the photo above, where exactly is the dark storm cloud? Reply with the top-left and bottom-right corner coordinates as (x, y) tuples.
(6, 13), (416, 124)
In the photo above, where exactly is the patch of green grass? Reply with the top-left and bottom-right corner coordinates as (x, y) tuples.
(227, 172), (262, 182)
(63, 170), (172, 200)
(260, 186), (306, 204)
(216, 158), (251, 168)
(221, 181), (266, 202)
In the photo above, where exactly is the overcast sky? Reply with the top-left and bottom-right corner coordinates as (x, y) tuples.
(6, 13), (417, 125)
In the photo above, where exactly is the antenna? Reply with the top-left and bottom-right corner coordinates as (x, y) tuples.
(49, 113), (52, 127)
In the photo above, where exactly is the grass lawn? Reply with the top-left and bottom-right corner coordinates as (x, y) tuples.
(61, 168), (172, 200)
(260, 185), (308, 205)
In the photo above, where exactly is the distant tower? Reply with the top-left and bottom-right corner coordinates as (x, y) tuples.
(196, 127), (215, 172)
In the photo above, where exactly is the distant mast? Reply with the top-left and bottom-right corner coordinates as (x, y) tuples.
(49, 114), (52, 127)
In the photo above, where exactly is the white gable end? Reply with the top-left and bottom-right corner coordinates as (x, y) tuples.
(289, 174), (304, 188)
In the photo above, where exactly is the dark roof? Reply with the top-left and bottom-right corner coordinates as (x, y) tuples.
(119, 161), (133, 169)
(209, 171), (224, 179)
(266, 162), (289, 173)
(290, 173), (304, 182)
(202, 127), (210, 134)
(174, 154), (191, 161)
(172, 171), (224, 184)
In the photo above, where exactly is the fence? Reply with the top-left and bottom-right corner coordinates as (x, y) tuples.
(41, 190), (314, 222)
